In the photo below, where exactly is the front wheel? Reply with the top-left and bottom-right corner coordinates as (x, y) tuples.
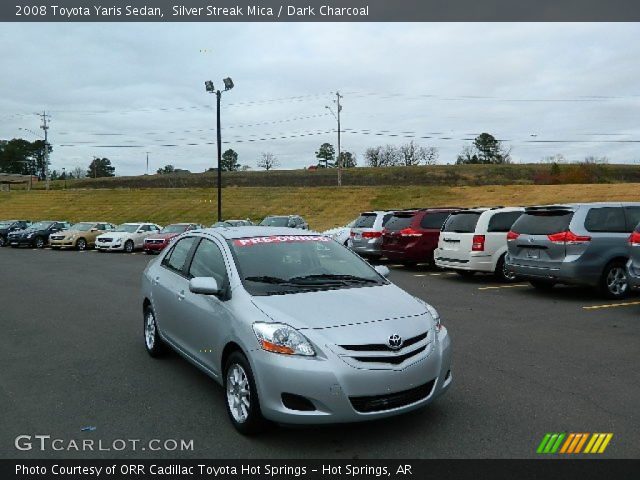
(600, 261), (629, 299)
(495, 255), (518, 283)
(224, 352), (269, 435)
(144, 307), (166, 357)
(35, 236), (45, 249)
(124, 240), (135, 253)
(76, 238), (87, 251)
(0, 236), (6, 247)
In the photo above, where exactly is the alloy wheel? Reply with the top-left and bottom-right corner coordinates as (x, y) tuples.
(77, 239), (87, 251)
(36, 237), (44, 248)
(606, 266), (628, 296)
(226, 364), (251, 424)
(502, 260), (517, 281)
(144, 310), (156, 350)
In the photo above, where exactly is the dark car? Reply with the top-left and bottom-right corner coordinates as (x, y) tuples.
(381, 208), (461, 266)
(259, 215), (309, 230)
(0, 220), (31, 247)
(8, 221), (70, 249)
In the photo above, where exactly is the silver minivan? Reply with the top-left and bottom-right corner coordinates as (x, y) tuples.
(506, 203), (640, 298)
(350, 211), (394, 259)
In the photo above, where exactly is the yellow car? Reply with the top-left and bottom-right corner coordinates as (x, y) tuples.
(49, 222), (116, 251)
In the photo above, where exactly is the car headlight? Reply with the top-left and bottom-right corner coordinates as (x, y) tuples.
(252, 322), (315, 356)
(26, 233), (34, 238)
(415, 297), (442, 331)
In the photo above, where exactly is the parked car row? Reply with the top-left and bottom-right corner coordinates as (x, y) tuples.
(323, 202), (640, 299)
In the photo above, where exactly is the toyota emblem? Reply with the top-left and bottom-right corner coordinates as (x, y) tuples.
(388, 334), (403, 350)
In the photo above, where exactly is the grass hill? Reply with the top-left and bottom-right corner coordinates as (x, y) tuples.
(1, 183), (638, 231)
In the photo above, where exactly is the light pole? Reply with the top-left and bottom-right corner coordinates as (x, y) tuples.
(205, 77), (234, 222)
(62, 167), (66, 190)
(325, 91), (343, 186)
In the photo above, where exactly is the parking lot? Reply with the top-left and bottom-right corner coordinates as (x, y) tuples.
(1, 246), (638, 459)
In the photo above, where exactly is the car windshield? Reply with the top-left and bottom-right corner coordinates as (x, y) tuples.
(162, 224), (188, 234)
(229, 235), (385, 296)
(259, 216), (289, 227)
(443, 212), (481, 233)
(114, 224), (140, 233)
(29, 222), (54, 230)
(70, 223), (94, 231)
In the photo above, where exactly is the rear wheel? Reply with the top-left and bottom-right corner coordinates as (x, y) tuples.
(600, 261), (629, 299)
(495, 254), (518, 283)
(530, 279), (556, 290)
(224, 352), (269, 435)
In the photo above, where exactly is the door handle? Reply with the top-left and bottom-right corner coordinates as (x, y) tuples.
(153, 276), (160, 285)
(177, 290), (185, 301)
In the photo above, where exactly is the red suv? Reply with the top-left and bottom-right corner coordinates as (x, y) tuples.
(381, 208), (462, 266)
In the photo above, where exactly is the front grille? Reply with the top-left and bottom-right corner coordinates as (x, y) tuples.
(352, 345), (426, 365)
(50, 236), (64, 240)
(145, 239), (164, 244)
(99, 238), (112, 243)
(350, 379), (435, 413)
(340, 332), (427, 352)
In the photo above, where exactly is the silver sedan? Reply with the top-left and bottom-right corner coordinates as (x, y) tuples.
(141, 227), (452, 434)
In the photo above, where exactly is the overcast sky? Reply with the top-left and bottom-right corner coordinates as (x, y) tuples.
(1, 22), (639, 176)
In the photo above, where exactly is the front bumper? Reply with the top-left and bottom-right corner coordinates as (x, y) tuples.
(249, 327), (452, 424)
(143, 242), (167, 253)
(627, 258), (640, 289)
(50, 239), (75, 248)
(96, 240), (125, 251)
(8, 237), (35, 247)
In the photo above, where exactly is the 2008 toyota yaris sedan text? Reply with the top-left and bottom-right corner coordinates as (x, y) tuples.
(141, 227), (452, 434)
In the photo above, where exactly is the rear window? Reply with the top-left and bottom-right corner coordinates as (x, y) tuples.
(624, 207), (640, 231)
(384, 214), (415, 231)
(584, 207), (627, 233)
(442, 212), (481, 233)
(488, 211), (524, 233)
(420, 212), (451, 229)
(353, 214), (377, 229)
(512, 211), (574, 235)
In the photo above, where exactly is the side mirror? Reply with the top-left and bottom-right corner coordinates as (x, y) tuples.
(374, 265), (390, 278)
(189, 277), (220, 295)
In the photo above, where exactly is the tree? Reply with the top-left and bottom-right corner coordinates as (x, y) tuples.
(398, 141), (439, 166)
(71, 166), (85, 179)
(315, 143), (335, 168)
(339, 151), (357, 168)
(0, 138), (51, 178)
(457, 133), (511, 164)
(423, 147), (439, 165)
(583, 155), (608, 164)
(87, 157), (115, 178)
(157, 164), (175, 175)
(379, 144), (401, 167)
(50, 170), (60, 181)
(257, 152), (279, 171)
(364, 146), (383, 167)
(221, 148), (240, 172)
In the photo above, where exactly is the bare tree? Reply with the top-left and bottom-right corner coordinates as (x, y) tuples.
(422, 146), (439, 165)
(379, 145), (401, 167)
(541, 154), (566, 164)
(71, 166), (85, 178)
(364, 146), (383, 167)
(582, 155), (609, 164)
(399, 141), (422, 166)
(257, 152), (279, 171)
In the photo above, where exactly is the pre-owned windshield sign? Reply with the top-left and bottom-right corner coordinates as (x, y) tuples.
(233, 235), (329, 247)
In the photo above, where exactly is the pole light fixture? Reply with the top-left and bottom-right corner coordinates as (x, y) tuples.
(205, 77), (234, 222)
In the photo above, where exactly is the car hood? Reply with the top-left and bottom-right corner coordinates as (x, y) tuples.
(147, 232), (177, 240)
(250, 283), (428, 331)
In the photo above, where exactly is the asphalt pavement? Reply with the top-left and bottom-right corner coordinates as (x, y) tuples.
(1, 247), (638, 459)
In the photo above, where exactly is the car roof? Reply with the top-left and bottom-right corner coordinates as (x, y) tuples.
(196, 226), (319, 240)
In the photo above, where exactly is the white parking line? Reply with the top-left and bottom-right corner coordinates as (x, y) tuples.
(478, 284), (529, 291)
(583, 301), (640, 311)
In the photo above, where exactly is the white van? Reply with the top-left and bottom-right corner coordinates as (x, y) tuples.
(434, 207), (524, 282)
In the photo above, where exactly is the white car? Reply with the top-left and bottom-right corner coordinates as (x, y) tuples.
(434, 207), (524, 282)
(323, 218), (357, 246)
(96, 222), (162, 253)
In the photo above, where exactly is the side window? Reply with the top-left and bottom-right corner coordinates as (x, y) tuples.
(140, 225), (152, 232)
(162, 237), (197, 274)
(584, 207), (627, 233)
(624, 207), (640, 231)
(381, 214), (393, 226)
(488, 212), (524, 232)
(420, 212), (450, 229)
(188, 239), (228, 285)
(96, 224), (105, 231)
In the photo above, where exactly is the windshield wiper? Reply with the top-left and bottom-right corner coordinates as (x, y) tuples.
(244, 275), (292, 284)
(288, 274), (379, 284)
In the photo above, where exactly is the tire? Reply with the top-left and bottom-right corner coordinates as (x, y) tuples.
(495, 255), (518, 283)
(456, 270), (475, 277)
(224, 351), (269, 435)
(0, 236), (6, 247)
(76, 238), (88, 251)
(35, 236), (45, 249)
(600, 260), (629, 299)
(124, 240), (135, 253)
(530, 279), (556, 290)
(143, 306), (166, 357)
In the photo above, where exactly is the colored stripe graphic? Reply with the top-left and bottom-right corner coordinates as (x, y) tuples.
(539, 433), (613, 454)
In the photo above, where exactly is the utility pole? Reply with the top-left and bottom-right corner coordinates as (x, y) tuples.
(146, 152), (149, 175)
(39, 111), (51, 190)
(336, 91), (343, 187)
(93, 156), (97, 179)
(216, 90), (222, 222)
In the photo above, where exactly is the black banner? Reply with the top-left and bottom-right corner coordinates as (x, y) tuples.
(4, 0), (640, 22)
(4, 460), (640, 480)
